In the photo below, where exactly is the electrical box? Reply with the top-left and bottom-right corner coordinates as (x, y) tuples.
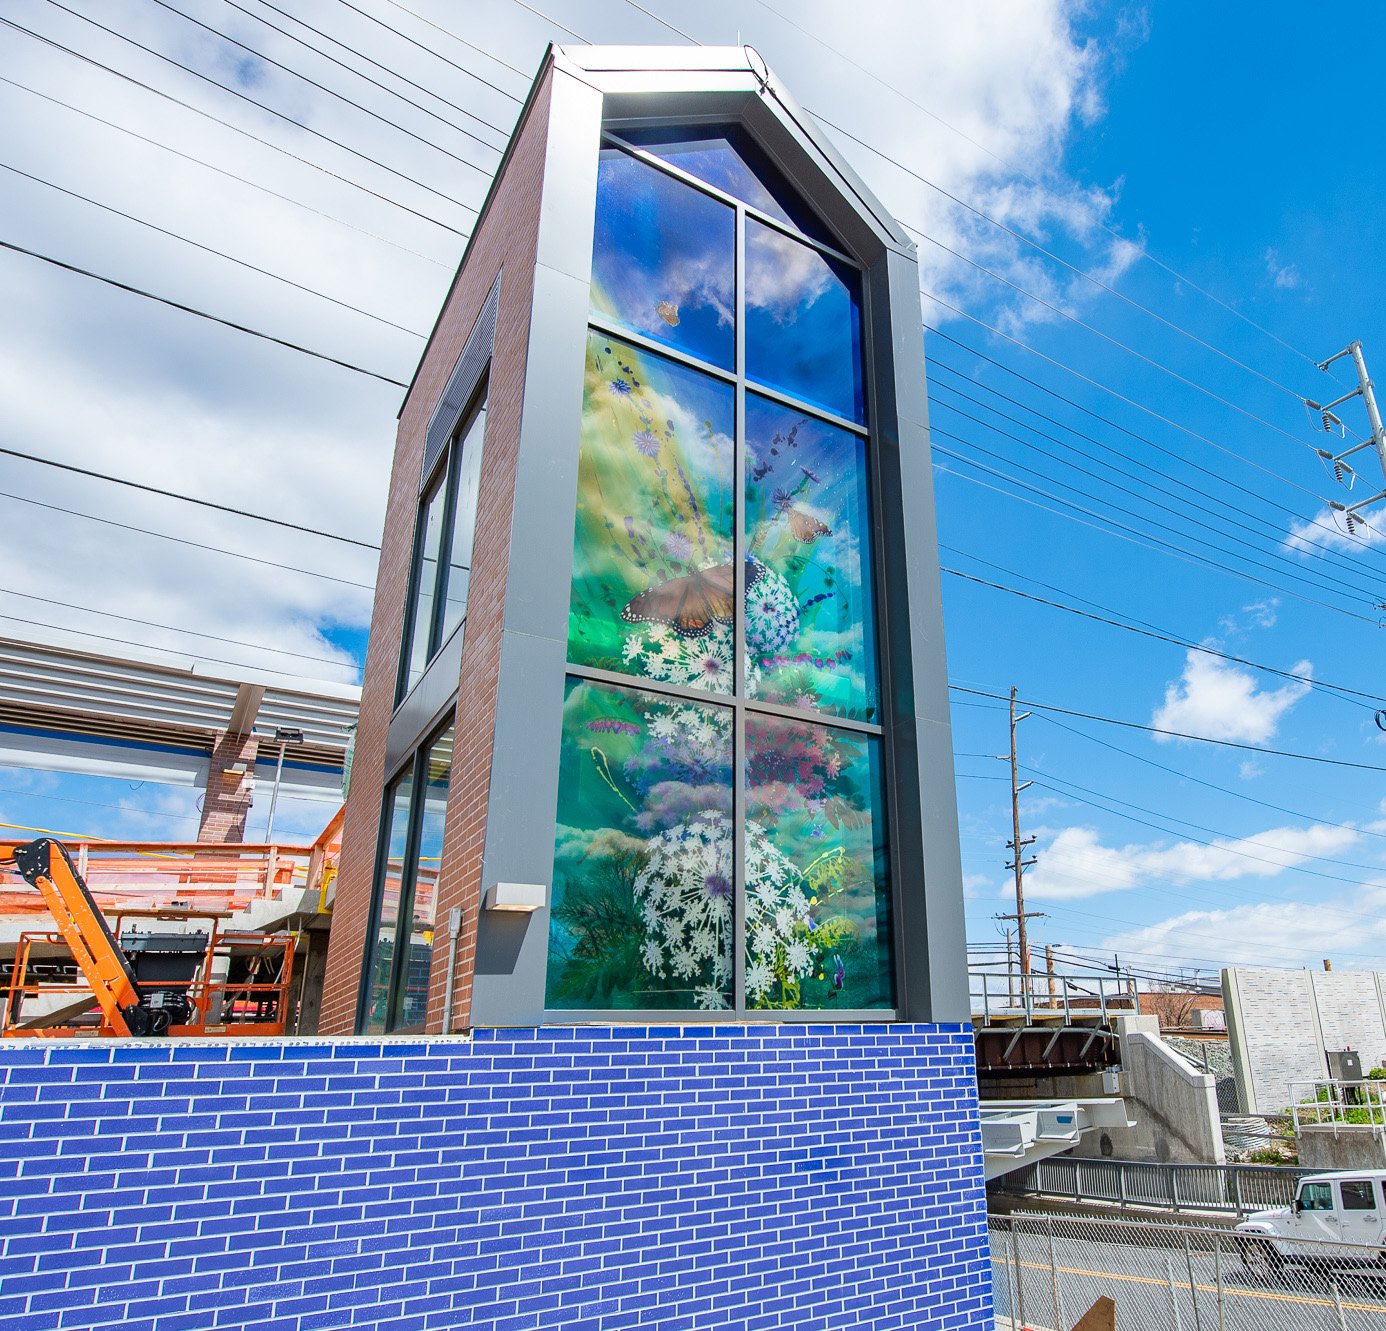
(1327, 1049), (1363, 1082)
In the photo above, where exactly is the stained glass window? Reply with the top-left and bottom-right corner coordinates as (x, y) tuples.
(590, 147), (735, 370)
(745, 218), (866, 424)
(547, 677), (733, 1010)
(744, 394), (879, 721)
(618, 124), (835, 245)
(567, 332), (736, 692)
(745, 717), (892, 1009)
(549, 123), (889, 1016)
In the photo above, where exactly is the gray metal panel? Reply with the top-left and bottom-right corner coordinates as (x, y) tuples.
(470, 67), (603, 1027)
(421, 274), (501, 487)
(383, 623), (465, 779)
(870, 246), (969, 1024)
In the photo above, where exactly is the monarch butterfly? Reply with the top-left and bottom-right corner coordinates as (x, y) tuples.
(656, 300), (680, 327)
(785, 508), (832, 544)
(622, 560), (764, 638)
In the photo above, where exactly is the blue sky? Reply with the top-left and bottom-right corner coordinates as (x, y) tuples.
(3, 2), (1385, 975)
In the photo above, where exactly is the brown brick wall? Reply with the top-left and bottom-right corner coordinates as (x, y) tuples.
(197, 730), (258, 843)
(318, 69), (555, 1035)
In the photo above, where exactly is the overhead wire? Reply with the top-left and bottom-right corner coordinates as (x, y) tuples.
(0, 486), (374, 591)
(358, 0), (532, 81)
(926, 350), (1386, 574)
(39, 1), (485, 214)
(947, 683), (1386, 771)
(0, 237), (410, 389)
(930, 387), (1382, 607)
(148, 0), (507, 166)
(932, 438), (1379, 623)
(0, 15), (469, 236)
(0, 430), (383, 549)
(0, 159), (425, 339)
(0, 74), (453, 269)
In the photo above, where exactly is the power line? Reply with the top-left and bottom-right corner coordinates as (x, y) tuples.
(0, 585), (359, 671)
(932, 438), (1378, 623)
(0, 486), (374, 592)
(0, 74), (452, 269)
(927, 352), (1384, 576)
(230, 0), (511, 148)
(39, 1), (483, 215)
(0, 404), (385, 548)
(0, 159), (424, 339)
(1032, 711), (1386, 843)
(923, 295), (1334, 506)
(0, 15), (468, 237)
(149, 0), (505, 171)
(931, 387), (1381, 607)
(948, 683), (1386, 772)
(0, 237), (409, 389)
(810, 109), (1314, 402)
(243, 0), (522, 144)
(0, 609), (356, 685)
(750, 0), (1333, 376)
(939, 563), (1384, 709)
(355, 0), (532, 82)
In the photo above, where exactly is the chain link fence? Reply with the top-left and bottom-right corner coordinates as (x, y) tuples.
(990, 1211), (1386, 1330)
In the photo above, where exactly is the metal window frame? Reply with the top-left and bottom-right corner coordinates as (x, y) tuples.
(355, 712), (456, 1034)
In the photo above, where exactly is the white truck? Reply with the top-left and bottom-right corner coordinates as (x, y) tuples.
(1235, 1170), (1386, 1270)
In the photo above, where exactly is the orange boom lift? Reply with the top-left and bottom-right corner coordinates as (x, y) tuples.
(2, 837), (295, 1038)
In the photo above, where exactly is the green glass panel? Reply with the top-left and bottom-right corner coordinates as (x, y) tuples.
(567, 332), (735, 693)
(362, 768), (414, 1034)
(744, 716), (892, 1010)
(397, 727), (453, 1030)
(547, 677), (733, 1011)
(590, 146), (735, 370)
(744, 394), (879, 721)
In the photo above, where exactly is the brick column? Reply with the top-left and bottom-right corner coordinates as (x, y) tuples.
(198, 729), (259, 843)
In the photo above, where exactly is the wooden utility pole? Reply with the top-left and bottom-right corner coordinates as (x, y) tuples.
(997, 685), (1043, 1002)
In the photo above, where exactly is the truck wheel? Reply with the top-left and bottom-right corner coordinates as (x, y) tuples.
(1238, 1234), (1283, 1278)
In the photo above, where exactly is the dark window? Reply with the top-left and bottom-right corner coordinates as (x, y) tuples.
(1299, 1182), (1334, 1211)
(1342, 1180), (1376, 1210)
(359, 723), (454, 1034)
(398, 394), (488, 702)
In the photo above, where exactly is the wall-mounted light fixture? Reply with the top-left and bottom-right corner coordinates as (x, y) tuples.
(482, 882), (546, 912)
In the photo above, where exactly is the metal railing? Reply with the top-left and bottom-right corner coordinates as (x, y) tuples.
(996, 1156), (1309, 1217)
(1292, 1080), (1386, 1135)
(991, 1210), (1386, 1331)
(971, 966), (1140, 1026)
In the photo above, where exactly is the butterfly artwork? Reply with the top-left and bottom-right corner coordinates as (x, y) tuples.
(656, 300), (680, 327)
(785, 508), (832, 544)
(622, 560), (764, 638)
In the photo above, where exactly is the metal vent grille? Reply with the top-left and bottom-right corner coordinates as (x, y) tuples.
(421, 271), (501, 487)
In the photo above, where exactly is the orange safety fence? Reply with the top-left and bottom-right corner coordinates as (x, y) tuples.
(0, 806), (345, 918)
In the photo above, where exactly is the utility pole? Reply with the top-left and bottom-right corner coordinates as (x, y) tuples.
(1307, 340), (1386, 534)
(995, 685), (1044, 1004)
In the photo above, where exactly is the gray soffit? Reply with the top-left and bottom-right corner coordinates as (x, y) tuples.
(0, 636), (359, 768)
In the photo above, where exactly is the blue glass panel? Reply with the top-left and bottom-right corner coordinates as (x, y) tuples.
(590, 146), (735, 370)
(745, 218), (866, 423)
(619, 124), (835, 244)
(547, 677), (734, 1011)
(745, 394), (879, 721)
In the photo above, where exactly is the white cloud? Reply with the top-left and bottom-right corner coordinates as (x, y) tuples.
(1286, 506), (1386, 555)
(1152, 649), (1310, 744)
(1103, 883), (1386, 971)
(1017, 819), (1365, 902)
(1238, 760), (1264, 780)
(1265, 247), (1302, 290)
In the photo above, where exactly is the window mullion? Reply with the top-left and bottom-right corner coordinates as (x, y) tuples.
(733, 202), (747, 1017)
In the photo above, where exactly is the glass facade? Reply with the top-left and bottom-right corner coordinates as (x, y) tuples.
(547, 130), (892, 1015)
(360, 723), (454, 1034)
(398, 397), (488, 701)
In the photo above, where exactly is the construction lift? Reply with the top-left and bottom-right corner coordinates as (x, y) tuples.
(1, 837), (295, 1038)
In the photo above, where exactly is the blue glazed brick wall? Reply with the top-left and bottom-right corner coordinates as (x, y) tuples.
(0, 1024), (992, 1331)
